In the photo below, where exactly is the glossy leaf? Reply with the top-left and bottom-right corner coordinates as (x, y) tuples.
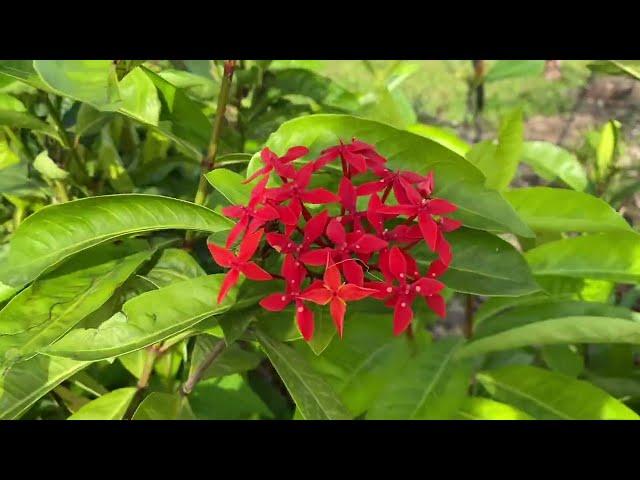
(525, 232), (640, 283)
(33, 150), (68, 180)
(542, 344), (584, 378)
(0, 110), (61, 143)
(504, 187), (630, 233)
(44, 274), (236, 361)
(367, 337), (471, 420)
(477, 365), (640, 419)
(256, 328), (351, 420)
(460, 316), (640, 359)
(0, 194), (232, 288)
(132, 392), (195, 420)
(455, 397), (533, 420)
(145, 248), (205, 288)
(189, 335), (262, 380)
(0, 355), (90, 419)
(406, 123), (471, 157)
(118, 67), (161, 125)
(205, 168), (252, 206)
(68, 387), (136, 420)
(0, 241), (152, 366)
(521, 141), (587, 191)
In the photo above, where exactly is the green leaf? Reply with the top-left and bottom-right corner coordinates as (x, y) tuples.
(142, 67), (212, 157)
(252, 114), (533, 238)
(189, 335), (262, 380)
(418, 228), (539, 296)
(296, 313), (415, 416)
(306, 306), (337, 355)
(0, 241), (152, 366)
(455, 397), (533, 420)
(504, 187), (631, 233)
(44, 274), (236, 361)
(521, 141), (587, 191)
(484, 60), (545, 82)
(0, 355), (90, 419)
(358, 87), (417, 129)
(68, 387), (136, 420)
(477, 365), (640, 419)
(525, 232), (640, 283)
(256, 328), (351, 420)
(190, 374), (273, 420)
(118, 67), (161, 125)
(542, 344), (584, 378)
(33, 150), (68, 181)
(460, 316), (640, 359)
(205, 168), (252, 205)
(132, 392), (195, 420)
(590, 60), (640, 81)
(33, 60), (121, 110)
(0, 93), (25, 112)
(467, 107), (523, 190)
(0, 138), (19, 170)
(0, 194), (232, 288)
(74, 104), (113, 138)
(264, 68), (359, 111)
(97, 126), (135, 192)
(367, 337), (470, 419)
(145, 248), (205, 287)
(406, 123), (471, 157)
(596, 120), (620, 180)
(0, 110), (61, 143)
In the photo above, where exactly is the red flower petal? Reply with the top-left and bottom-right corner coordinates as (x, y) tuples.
(343, 149), (367, 174)
(299, 286), (333, 305)
(238, 228), (264, 262)
(296, 302), (315, 341)
(217, 269), (240, 304)
(303, 210), (329, 244)
(427, 259), (449, 278)
(440, 217), (462, 232)
(377, 205), (417, 216)
(326, 219), (346, 246)
(300, 188), (340, 204)
(338, 284), (375, 302)
(413, 277), (445, 296)
(353, 234), (388, 254)
(281, 146), (309, 163)
(221, 205), (244, 218)
(356, 178), (388, 196)
(254, 204), (280, 222)
(208, 243), (235, 268)
(427, 198), (457, 215)
(339, 177), (357, 211)
(243, 165), (270, 184)
(259, 292), (291, 311)
(299, 248), (332, 266)
(265, 232), (288, 252)
(388, 246), (407, 281)
(240, 262), (272, 281)
(330, 297), (347, 338)
(323, 261), (342, 292)
(225, 215), (249, 248)
(342, 258), (364, 286)
(426, 294), (446, 318)
(418, 212), (439, 251)
(275, 204), (298, 226)
(393, 298), (414, 335)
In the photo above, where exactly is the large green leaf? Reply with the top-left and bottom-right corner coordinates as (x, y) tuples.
(33, 60), (121, 110)
(44, 274), (236, 361)
(0, 241), (152, 366)
(460, 316), (640, 358)
(68, 387), (136, 420)
(250, 114), (533, 238)
(205, 168), (251, 205)
(431, 228), (539, 296)
(477, 365), (639, 419)
(0, 110), (61, 143)
(521, 141), (587, 191)
(256, 328), (351, 420)
(455, 396), (533, 420)
(132, 392), (195, 420)
(295, 313), (415, 416)
(0, 354), (90, 419)
(189, 335), (262, 380)
(367, 337), (471, 420)
(0, 194), (232, 288)
(144, 248), (205, 288)
(263, 68), (359, 111)
(525, 232), (640, 283)
(190, 374), (273, 420)
(406, 123), (471, 157)
(118, 67), (161, 125)
(467, 107), (523, 190)
(504, 187), (631, 233)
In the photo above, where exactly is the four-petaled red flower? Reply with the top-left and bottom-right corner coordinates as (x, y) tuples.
(299, 257), (375, 338)
(244, 146), (309, 184)
(208, 229), (272, 304)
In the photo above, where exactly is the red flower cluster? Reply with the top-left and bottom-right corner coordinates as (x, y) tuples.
(208, 140), (461, 341)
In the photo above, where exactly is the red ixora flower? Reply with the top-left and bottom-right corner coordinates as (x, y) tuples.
(209, 139), (461, 341)
(208, 229), (272, 304)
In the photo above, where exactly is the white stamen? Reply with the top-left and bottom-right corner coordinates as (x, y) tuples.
(399, 273), (404, 278)
(415, 286), (421, 292)
(297, 306), (304, 313)
(355, 245), (360, 249)
(401, 302), (407, 308)
(386, 287), (393, 293)
(281, 296), (287, 301)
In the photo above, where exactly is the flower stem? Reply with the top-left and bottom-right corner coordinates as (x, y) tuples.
(180, 340), (227, 396)
(186, 60), (236, 244)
